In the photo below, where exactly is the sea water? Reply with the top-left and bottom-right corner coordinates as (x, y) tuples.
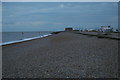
(1, 31), (52, 45)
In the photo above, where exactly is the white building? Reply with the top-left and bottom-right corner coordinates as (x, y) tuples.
(98, 26), (113, 34)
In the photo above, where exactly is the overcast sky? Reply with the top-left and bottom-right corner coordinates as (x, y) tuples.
(2, 0), (119, 2)
(2, 2), (118, 32)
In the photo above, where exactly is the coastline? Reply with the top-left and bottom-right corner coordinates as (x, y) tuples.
(1, 34), (52, 46)
(1, 31), (119, 46)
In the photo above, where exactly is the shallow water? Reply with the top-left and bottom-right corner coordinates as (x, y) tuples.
(2, 31), (52, 43)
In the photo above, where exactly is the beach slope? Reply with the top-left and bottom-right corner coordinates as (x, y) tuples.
(2, 32), (118, 78)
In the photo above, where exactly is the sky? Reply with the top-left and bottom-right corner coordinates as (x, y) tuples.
(2, 2), (118, 32)
(0, 2), (1, 32)
(1, 0), (119, 2)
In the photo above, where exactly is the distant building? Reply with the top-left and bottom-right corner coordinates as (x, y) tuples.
(98, 26), (113, 34)
(65, 28), (73, 31)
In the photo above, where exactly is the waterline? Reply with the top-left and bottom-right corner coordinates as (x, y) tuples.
(0, 34), (52, 46)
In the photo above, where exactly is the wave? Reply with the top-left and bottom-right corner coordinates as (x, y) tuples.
(0, 34), (52, 46)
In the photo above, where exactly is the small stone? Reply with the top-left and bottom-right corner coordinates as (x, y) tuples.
(66, 76), (69, 78)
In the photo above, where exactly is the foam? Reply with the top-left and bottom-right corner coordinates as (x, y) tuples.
(0, 34), (52, 46)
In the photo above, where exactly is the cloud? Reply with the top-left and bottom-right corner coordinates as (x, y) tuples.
(14, 21), (47, 26)
(3, 20), (64, 28)
(3, 2), (117, 18)
(59, 4), (65, 8)
(2, 2), (118, 32)
(31, 21), (46, 25)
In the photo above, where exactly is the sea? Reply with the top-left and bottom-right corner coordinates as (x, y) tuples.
(1, 31), (52, 45)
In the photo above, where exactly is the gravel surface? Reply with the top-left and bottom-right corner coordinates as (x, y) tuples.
(80, 32), (119, 39)
(2, 32), (118, 78)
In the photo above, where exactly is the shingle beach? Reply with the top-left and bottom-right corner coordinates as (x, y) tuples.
(2, 32), (118, 78)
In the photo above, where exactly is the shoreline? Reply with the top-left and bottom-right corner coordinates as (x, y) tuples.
(1, 31), (119, 46)
(1, 31), (64, 46)
(1, 34), (52, 46)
